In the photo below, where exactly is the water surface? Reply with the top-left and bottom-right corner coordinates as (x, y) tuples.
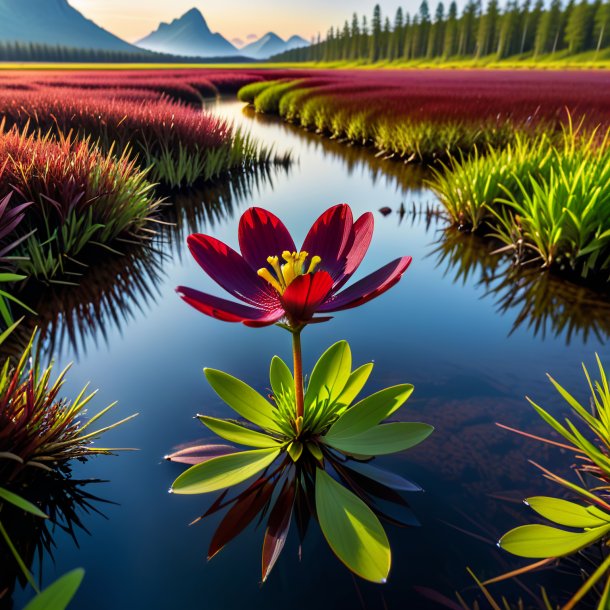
(12, 100), (609, 610)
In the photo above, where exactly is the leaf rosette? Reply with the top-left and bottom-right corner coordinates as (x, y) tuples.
(168, 339), (433, 583)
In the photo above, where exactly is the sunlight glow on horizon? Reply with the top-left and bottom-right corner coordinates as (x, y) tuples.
(69, 0), (432, 44)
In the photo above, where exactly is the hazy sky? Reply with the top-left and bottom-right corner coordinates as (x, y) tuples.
(69, 1), (426, 44)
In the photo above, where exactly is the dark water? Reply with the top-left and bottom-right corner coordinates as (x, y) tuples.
(11, 101), (610, 610)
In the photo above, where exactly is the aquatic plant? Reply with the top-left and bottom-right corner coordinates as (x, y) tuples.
(169, 340), (431, 582)
(21, 569), (84, 610)
(0, 320), (135, 601)
(432, 125), (610, 282)
(495, 356), (610, 610)
(0, 123), (160, 283)
(171, 203), (429, 582)
(0, 88), (290, 189)
(0, 333), (136, 482)
(238, 70), (610, 161)
(0, 193), (34, 325)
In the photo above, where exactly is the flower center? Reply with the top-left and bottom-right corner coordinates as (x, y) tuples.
(257, 250), (322, 294)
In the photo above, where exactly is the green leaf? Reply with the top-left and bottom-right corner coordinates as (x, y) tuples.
(526, 496), (610, 528)
(315, 469), (390, 583)
(269, 356), (294, 400)
(198, 416), (282, 449)
(23, 569), (85, 610)
(325, 422), (433, 456)
(171, 447), (281, 495)
(499, 523), (610, 559)
(335, 363), (374, 406)
(305, 341), (352, 409)
(287, 441), (303, 462)
(0, 487), (48, 519)
(0, 273), (27, 283)
(204, 369), (283, 433)
(326, 385), (414, 439)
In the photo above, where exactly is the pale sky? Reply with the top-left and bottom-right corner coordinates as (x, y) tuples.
(69, 1), (428, 44)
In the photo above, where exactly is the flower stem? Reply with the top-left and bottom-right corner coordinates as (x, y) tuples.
(292, 328), (304, 431)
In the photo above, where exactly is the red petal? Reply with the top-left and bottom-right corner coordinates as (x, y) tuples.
(302, 204), (353, 279)
(187, 234), (274, 307)
(238, 207), (296, 270)
(319, 256), (412, 312)
(280, 271), (334, 324)
(177, 286), (283, 326)
(333, 212), (374, 291)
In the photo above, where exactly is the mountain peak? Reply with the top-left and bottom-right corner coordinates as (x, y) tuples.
(0, 0), (138, 51)
(181, 7), (205, 23)
(261, 32), (283, 41)
(136, 7), (238, 57)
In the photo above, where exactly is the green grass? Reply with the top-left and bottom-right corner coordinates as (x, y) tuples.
(243, 80), (518, 162)
(431, 124), (610, 281)
(1, 49), (610, 71)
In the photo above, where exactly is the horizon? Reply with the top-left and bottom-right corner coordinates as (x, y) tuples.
(68, 0), (439, 46)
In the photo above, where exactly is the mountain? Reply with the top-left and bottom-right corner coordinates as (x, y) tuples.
(136, 8), (238, 57)
(241, 32), (309, 59)
(286, 35), (310, 52)
(0, 0), (138, 51)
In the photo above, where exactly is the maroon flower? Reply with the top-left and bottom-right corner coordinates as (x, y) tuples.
(177, 204), (411, 328)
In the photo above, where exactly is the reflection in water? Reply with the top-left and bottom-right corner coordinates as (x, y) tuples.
(432, 228), (610, 345)
(239, 104), (429, 195)
(164, 163), (293, 252)
(0, 470), (108, 609)
(9, 243), (167, 360)
(9, 164), (288, 360)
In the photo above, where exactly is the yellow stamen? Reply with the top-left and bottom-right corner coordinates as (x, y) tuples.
(267, 256), (285, 289)
(307, 255), (322, 274)
(258, 250), (323, 294)
(257, 268), (283, 294)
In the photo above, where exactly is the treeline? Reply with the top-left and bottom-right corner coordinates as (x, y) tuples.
(273, 0), (610, 62)
(0, 41), (253, 64)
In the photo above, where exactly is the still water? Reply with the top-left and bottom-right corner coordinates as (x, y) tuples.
(12, 100), (610, 609)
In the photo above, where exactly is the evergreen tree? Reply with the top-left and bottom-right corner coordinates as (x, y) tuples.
(443, 1), (460, 55)
(369, 4), (383, 61)
(389, 7), (405, 59)
(428, 2), (446, 56)
(594, 0), (610, 51)
(534, 0), (562, 54)
(341, 20), (351, 59)
(565, 0), (595, 51)
(383, 16), (392, 58)
(459, 0), (480, 55)
(419, 0), (432, 55)
(403, 13), (413, 59)
(360, 16), (369, 59)
(477, 0), (500, 55)
(496, 0), (521, 57)
(349, 13), (360, 59)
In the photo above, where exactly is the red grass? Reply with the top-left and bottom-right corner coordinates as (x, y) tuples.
(1, 67), (604, 129)
(268, 69), (610, 128)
